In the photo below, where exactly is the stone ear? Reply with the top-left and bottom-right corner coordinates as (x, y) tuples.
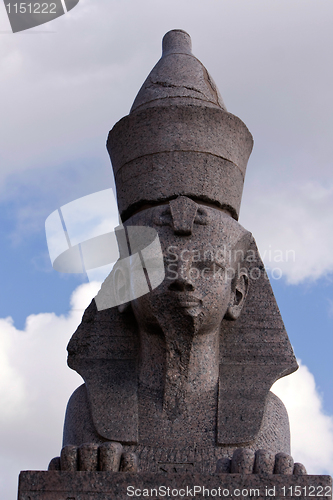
(225, 272), (249, 321)
(114, 264), (131, 313)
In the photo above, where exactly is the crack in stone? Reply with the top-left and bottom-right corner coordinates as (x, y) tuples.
(148, 79), (207, 97)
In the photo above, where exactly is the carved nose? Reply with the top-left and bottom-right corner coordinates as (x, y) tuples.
(168, 278), (194, 292)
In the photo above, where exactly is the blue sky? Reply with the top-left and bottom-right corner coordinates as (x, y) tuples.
(0, 0), (332, 497)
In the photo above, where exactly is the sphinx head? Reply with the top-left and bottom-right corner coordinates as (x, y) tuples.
(102, 30), (253, 338)
(115, 196), (251, 337)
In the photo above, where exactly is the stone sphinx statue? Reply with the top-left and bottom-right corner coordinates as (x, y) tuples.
(49, 30), (306, 476)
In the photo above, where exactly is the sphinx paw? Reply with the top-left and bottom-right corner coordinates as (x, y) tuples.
(216, 449), (307, 475)
(48, 442), (138, 472)
(273, 452), (307, 475)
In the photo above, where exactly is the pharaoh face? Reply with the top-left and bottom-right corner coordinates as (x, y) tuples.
(125, 197), (250, 336)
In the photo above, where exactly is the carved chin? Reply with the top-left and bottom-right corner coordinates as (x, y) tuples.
(154, 305), (206, 337)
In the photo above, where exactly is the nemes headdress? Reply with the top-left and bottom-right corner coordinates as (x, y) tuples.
(67, 30), (297, 446)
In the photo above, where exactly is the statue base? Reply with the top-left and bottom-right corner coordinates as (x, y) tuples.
(18, 471), (332, 499)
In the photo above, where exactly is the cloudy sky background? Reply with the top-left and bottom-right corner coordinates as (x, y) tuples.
(0, 0), (332, 496)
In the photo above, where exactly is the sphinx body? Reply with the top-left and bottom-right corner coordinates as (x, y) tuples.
(62, 200), (295, 473)
(52, 29), (301, 475)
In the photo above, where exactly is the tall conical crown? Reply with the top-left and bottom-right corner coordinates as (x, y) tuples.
(107, 30), (253, 221)
(130, 29), (226, 113)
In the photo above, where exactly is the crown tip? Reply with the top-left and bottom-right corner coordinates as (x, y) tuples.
(162, 30), (192, 57)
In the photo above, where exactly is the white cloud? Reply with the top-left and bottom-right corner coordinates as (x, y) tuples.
(0, 281), (100, 498)
(240, 179), (333, 284)
(0, 318), (27, 422)
(272, 361), (333, 475)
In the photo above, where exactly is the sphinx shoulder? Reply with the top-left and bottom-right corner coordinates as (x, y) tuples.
(63, 384), (104, 447)
(255, 390), (291, 455)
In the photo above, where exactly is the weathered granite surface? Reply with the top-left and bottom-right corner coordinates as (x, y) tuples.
(108, 30), (253, 222)
(18, 471), (332, 500)
(60, 32), (298, 468)
(62, 203), (296, 472)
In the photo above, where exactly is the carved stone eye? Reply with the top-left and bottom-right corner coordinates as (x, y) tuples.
(194, 206), (209, 226)
(153, 206), (173, 226)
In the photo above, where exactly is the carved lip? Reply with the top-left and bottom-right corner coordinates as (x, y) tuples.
(175, 293), (202, 308)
